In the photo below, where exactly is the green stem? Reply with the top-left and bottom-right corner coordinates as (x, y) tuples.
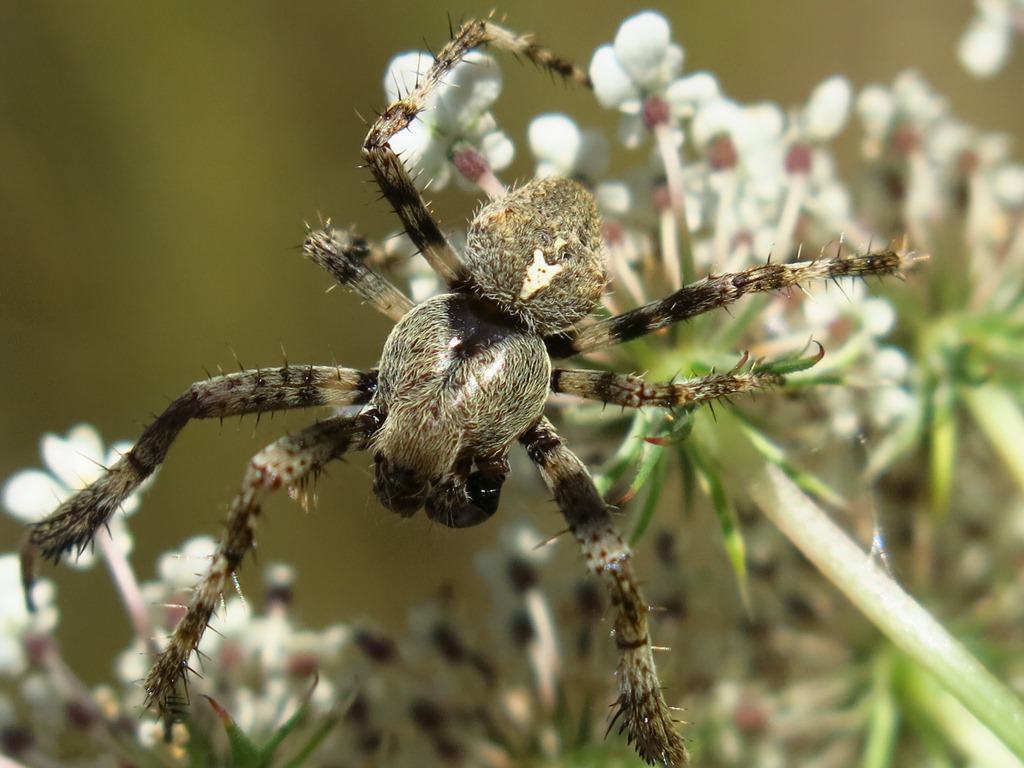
(962, 384), (1024, 493)
(748, 462), (1024, 763)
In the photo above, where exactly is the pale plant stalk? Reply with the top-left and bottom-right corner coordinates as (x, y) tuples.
(962, 384), (1024, 493)
(713, 172), (741, 270)
(747, 460), (1024, 762)
(653, 121), (687, 289)
(475, 168), (507, 200)
(772, 170), (806, 262)
(97, 525), (156, 651)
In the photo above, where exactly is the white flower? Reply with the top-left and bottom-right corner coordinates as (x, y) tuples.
(0, 554), (58, 675)
(957, 0), (1017, 77)
(591, 12), (681, 109)
(856, 71), (949, 160)
(690, 98), (789, 242)
(589, 11), (719, 148)
(800, 76), (852, 142)
(3, 424), (144, 569)
(383, 50), (513, 190)
(157, 535), (216, 590)
(692, 100), (784, 158)
(991, 163), (1024, 206)
(527, 113), (609, 180)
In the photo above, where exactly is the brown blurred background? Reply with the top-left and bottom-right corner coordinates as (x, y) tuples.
(1, 1), (1021, 687)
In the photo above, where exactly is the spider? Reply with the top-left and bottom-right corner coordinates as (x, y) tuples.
(20, 18), (913, 767)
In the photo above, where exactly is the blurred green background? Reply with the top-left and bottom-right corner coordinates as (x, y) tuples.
(1, 1), (1021, 688)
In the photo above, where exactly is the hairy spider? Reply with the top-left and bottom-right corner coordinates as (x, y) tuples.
(20, 18), (915, 766)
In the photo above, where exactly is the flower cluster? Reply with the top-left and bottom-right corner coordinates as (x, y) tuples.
(4, 7), (1024, 767)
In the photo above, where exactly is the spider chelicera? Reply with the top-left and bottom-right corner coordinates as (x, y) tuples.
(21, 18), (913, 766)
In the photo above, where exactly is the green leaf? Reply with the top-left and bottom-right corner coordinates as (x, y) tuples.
(205, 676), (335, 768)
(205, 696), (264, 768)
(928, 381), (957, 519)
(688, 444), (750, 613)
(962, 383), (1024, 493)
(861, 653), (899, 768)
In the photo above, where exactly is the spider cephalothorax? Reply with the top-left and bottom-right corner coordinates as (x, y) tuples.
(21, 18), (914, 766)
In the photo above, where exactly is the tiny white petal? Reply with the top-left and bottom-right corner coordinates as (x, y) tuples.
(103, 515), (135, 559)
(110, 440), (134, 459)
(658, 44), (686, 84)
(0, 556), (59, 676)
(806, 181), (852, 225)
(803, 76), (852, 141)
(872, 346), (911, 381)
(0, 636), (25, 676)
(856, 85), (895, 138)
(892, 71), (945, 123)
(590, 45), (639, 109)
(383, 52), (430, 103)
(529, 114), (582, 168)
(595, 181), (632, 216)
(3, 470), (65, 521)
(927, 119), (973, 166)
(390, 119), (445, 183)
(44, 425), (105, 489)
(991, 163), (1024, 206)
(614, 11), (673, 87)
(529, 114), (610, 178)
(735, 103), (784, 149)
(957, 11), (1012, 77)
(500, 524), (553, 563)
(436, 51), (502, 126)
(210, 595), (251, 635)
(116, 640), (153, 686)
(684, 190), (705, 231)
(665, 71), (720, 117)
(861, 297), (896, 336)
(975, 132), (1012, 165)
(534, 161), (559, 179)
(159, 535), (217, 589)
(691, 98), (741, 148)
(873, 386), (915, 427)
(803, 290), (842, 326)
(64, 547), (97, 571)
(392, 111), (432, 159)
(480, 130), (514, 171)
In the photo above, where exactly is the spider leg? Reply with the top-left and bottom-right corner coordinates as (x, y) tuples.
(145, 411), (380, 719)
(303, 226), (415, 322)
(520, 417), (688, 766)
(550, 358), (782, 409)
(24, 366), (377, 578)
(545, 248), (913, 358)
(362, 17), (589, 288)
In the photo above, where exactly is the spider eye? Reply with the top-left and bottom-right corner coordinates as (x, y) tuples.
(464, 176), (606, 334)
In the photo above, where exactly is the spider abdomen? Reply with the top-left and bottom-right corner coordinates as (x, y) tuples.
(371, 293), (549, 521)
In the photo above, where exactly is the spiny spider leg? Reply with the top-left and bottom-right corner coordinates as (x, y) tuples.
(145, 411), (381, 718)
(303, 226), (415, 322)
(362, 17), (590, 287)
(550, 358), (783, 410)
(23, 366), (377, 602)
(545, 248), (914, 358)
(520, 417), (688, 766)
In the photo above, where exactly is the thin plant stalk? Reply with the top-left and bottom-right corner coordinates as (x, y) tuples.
(749, 461), (1024, 762)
